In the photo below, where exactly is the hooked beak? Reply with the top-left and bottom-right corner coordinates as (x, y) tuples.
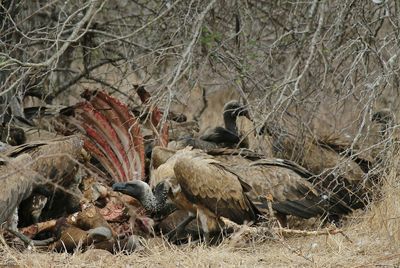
(112, 182), (129, 192)
(241, 109), (253, 121)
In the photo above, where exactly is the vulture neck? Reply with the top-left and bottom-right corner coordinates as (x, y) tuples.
(140, 185), (169, 215)
(223, 111), (238, 135)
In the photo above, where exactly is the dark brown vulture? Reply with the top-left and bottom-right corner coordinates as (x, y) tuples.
(169, 100), (251, 150)
(200, 100), (251, 145)
(113, 148), (260, 243)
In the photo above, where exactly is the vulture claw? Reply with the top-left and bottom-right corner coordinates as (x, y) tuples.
(7, 228), (56, 247)
(164, 214), (196, 243)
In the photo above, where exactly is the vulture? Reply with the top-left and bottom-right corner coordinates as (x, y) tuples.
(263, 124), (368, 209)
(3, 135), (86, 227)
(200, 100), (251, 145)
(113, 148), (260, 243)
(312, 109), (396, 174)
(169, 100), (251, 150)
(260, 110), (396, 210)
(0, 154), (55, 246)
(114, 146), (352, 243)
(152, 147), (351, 225)
(226, 158), (352, 223)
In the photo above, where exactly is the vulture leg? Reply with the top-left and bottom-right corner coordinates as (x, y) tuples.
(31, 195), (48, 224)
(275, 212), (288, 228)
(165, 214), (196, 242)
(6, 228), (56, 246)
(324, 213), (342, 227)
(6, 208), (55, 247)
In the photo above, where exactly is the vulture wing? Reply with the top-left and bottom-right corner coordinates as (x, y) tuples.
(3, 135), (83, 189)
(0, 154), (37, 224)
(226, 159), (324, 219)
(200, 127), (240, 145)
(29, 135), (83, 186)
(269, 128), (370, 209)
(173, 154), (259, 224)
(206, 147), (264, 165)
(150, 146), (195, 188)
(168, 137), (220, 151)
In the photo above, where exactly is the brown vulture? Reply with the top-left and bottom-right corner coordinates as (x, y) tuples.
(113, 146), (352, 243)
(0, 154), (55, 246)
(260, 110), (396, 210)
(3, 135), (86, 228)
(113, 148), (260, 243)
(155, 147), (351, 224)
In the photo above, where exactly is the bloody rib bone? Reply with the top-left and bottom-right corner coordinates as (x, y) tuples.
(81, 90), (144, 180)
(74, 102), (129, 181)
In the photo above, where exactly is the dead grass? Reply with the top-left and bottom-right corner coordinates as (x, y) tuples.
(2, 150), (400, 268)
(1, 225), (399, 268)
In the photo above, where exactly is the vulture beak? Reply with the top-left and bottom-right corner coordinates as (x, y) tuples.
(112, 182), (128, 192)
(241, 108), (252, 122)
(87, 226), (113, 242)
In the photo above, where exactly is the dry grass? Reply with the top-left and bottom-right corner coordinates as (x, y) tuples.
(0, 225), (399, 268)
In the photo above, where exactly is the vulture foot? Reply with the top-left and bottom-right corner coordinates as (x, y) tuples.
(7, 228), (55, 247)
(165, 214), (196, 243)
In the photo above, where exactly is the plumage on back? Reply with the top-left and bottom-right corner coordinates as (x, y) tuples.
(150, 146), (195, 188)
(173, 153), (258, 224)
(4, 135), (84, 186)
(233, 157), (352, 217)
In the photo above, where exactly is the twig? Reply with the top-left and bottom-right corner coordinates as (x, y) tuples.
(0, 0), (101, 68)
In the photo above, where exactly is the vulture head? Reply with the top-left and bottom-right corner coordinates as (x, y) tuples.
(372, 109), (395, 125)
(372, 109), (395, 136)
(223, 100), (251, 121)
(112, 180), (175, 219)
(113, 181), (151, 202)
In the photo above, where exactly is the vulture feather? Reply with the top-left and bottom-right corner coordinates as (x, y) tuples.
(169, 100), (251, 150)
(151, 147), (352, 223)
(263, 122), (371, 209)
(0, 154), (37, 228)
(3, 135), (85, 226)
(113, 148), (260, 242)
(172, 152), (260, 225)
